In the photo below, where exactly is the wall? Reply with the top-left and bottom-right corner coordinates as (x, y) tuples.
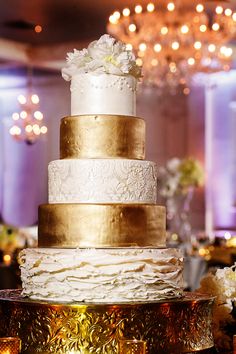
(0, 70), (69, 226)
(137, 85), (205, 230)
(203, 71), (236, 233)
(137, 86), (189, 164)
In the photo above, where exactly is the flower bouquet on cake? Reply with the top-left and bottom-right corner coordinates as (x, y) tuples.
(62, 34), (142, 81)
(198, 263), (236, 352)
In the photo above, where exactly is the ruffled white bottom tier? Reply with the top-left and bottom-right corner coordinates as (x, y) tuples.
(20, 247), (184, 303)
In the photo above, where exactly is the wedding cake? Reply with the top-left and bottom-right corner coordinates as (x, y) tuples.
(19, 34), (184, 303)
(0, 35), (215, 354)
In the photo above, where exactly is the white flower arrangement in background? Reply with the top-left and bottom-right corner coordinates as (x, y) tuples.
(159, 157), (204, 198)
(198, 264), (236, 351)
(62, 34), (142, 80)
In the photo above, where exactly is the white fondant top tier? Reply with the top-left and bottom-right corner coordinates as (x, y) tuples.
(48, 159), (157, 204)
(61, 34), (142, 116)
(70, 73), (137, 116)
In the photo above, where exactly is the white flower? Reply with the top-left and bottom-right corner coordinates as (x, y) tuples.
(116, 51), (136, 73)
(168, 176), (180, 193)
(166, 158), (181, 173)
(61, 64), (77, 81)
(158, 165), (180, 198)
(113, 41), (126, 55)
(198, 264), (236, 351)
(216, 264), (236, 300)
(62, 48), (90, 81)
(88, 34), (116, 60)
(85, 59), (105, 73)
(61, 34), (142, 80)
(66, 48), (88, 64)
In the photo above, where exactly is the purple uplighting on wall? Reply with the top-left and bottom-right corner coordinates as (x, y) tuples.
(2, 126), (47, 226)
(204, 71), (236, 233)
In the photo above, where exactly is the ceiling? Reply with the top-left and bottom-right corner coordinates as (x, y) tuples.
(0, 0), (144, 45)
(0, 0), (236, 74)
(2, 0), (236, 45)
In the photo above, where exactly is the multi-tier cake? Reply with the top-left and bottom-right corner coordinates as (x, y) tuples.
(20, 34), (183, 303)
(0, 35), (215, 354)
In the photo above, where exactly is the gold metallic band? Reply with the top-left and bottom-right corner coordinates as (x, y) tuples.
(38, 204), (166, 248)
(60, 115), (145, 159)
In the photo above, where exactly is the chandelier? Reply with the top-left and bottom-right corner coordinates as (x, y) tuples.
(108, 1), (236, 93)
(9, 69), (47, 144)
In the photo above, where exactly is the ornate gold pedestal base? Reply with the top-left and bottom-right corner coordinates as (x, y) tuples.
(0, 290), (214, 354)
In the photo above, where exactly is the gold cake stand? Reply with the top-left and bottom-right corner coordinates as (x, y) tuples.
(0, 290), (215, 354)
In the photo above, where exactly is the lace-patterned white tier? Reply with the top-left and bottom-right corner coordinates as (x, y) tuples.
(48, 159), (157, 204)
(70, 73), (137, 116)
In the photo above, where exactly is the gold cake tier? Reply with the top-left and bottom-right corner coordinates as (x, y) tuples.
(38, 204), (166, 248)
(60, 114), (145, 159)
(0, 290), (215, 354)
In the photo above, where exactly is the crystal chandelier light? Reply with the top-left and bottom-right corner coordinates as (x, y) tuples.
(9, 70), (47, 144)
(108, 1), (236, 93)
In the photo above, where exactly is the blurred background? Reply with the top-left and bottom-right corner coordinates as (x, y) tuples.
(0, 0), (236, 290)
